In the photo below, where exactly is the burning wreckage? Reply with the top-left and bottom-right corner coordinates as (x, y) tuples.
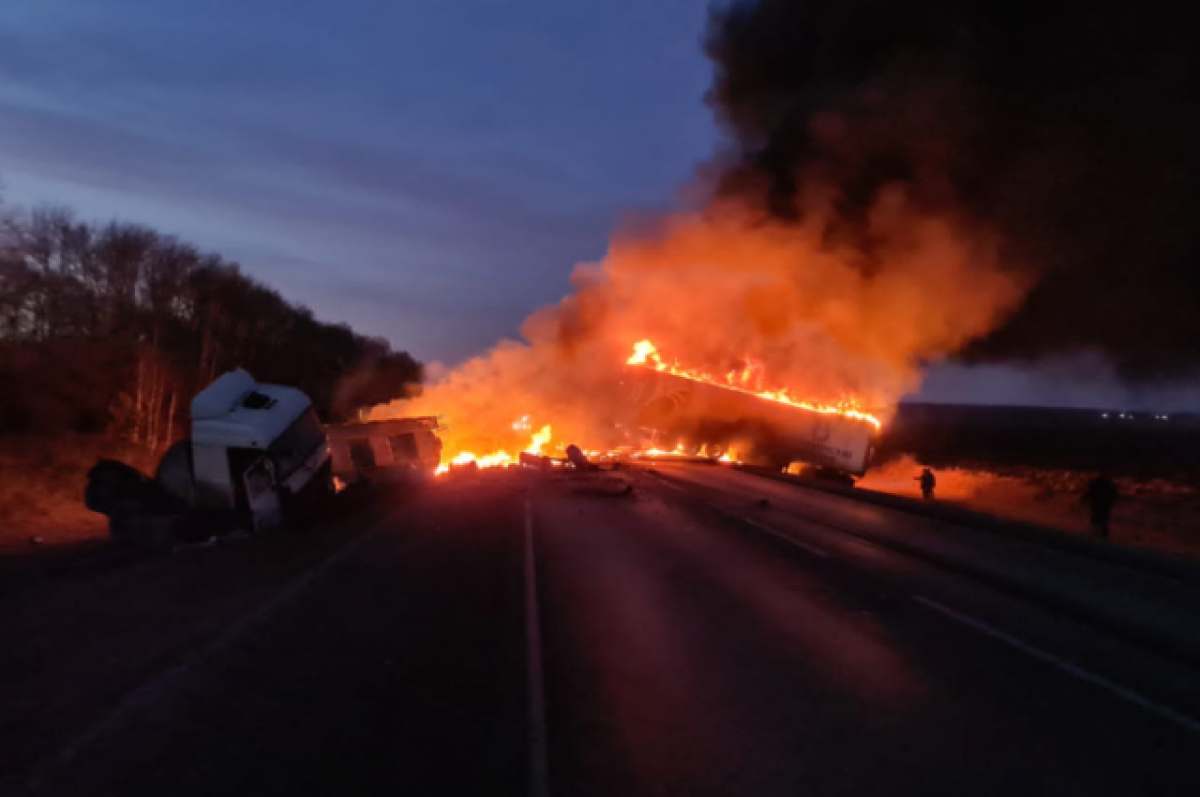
(619, 341), (879, 476)
(426, 340), (881, 479)
(84, 341), (880, 546)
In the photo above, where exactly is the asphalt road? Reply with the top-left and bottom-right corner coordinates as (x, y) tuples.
(27, 466), (1200, 796)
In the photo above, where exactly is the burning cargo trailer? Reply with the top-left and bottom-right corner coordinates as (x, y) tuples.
(624, 365), (877, 477)
(326, 416), (443, 485)
(86, 369), (333, 545)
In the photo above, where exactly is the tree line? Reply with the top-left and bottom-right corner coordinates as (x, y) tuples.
(0, 200), (422, 447)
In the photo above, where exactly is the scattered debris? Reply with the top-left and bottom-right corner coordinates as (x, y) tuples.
(520, 452), (553, 471)
(565, 444), (598, 472)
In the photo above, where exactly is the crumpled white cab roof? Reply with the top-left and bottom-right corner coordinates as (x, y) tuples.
(190, 369), (313, 449)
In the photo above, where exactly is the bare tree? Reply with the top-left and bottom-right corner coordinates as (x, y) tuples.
(0, 194), (423, 438)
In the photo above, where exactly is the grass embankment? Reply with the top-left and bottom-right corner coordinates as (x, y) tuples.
(0, 434), (157, 550)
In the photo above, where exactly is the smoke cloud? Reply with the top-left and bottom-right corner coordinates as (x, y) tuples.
(375, 188), (1022, 454)
(376, 0), (1199, 454)
(706, 0), (1200, 380)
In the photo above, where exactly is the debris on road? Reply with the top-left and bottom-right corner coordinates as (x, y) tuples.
(520, 451), (553, 471)
(565, 444), (598, 472)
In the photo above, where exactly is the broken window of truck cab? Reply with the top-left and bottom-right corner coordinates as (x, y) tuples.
(242, 391), (277, 410)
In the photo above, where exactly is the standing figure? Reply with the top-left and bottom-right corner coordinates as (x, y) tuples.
(915, 468), (936, 501)
(1082, 472), (1119, 540)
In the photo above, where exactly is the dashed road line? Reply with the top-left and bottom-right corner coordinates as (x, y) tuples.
(737, 515), (832, 559)
(657, 470), (1200, 735)
(913, 595), (1200, 734)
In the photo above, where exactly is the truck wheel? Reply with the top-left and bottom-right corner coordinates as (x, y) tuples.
(107, 500), (142, 546)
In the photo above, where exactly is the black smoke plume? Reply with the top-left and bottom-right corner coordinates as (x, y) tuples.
(706, 0), (1200, 380)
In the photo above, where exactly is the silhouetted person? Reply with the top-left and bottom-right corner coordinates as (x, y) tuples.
(916, 468), (936, 500)
(1082, 472), (1119, 539)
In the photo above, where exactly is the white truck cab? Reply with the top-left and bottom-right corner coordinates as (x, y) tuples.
(178, 369), (332, 531)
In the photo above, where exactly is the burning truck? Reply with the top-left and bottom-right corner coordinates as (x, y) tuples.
(86, 369), (333, 546)
(399, 339), (881, 481)
(622, 341), (880, 477)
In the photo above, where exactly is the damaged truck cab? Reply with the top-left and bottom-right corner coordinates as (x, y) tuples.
(160, 369), (333, 532)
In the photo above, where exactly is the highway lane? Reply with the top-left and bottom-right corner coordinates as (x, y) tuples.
(653, 462), (1200, 709)
(33, 480), (531, 796)
(28, 467), (1200, 796)
(535, 468), (1200, 795)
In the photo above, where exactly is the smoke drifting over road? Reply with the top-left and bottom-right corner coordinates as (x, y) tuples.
(706, 0), (1200, 380)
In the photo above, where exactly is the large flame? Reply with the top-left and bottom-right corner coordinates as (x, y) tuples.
(527, 424), (552, 455)
(626, 340), (882, 430)
(434, 424), (554, 475)
(373, 195), (1025, 473)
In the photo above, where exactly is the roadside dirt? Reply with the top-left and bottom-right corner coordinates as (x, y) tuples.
(0, 434), (155, 552)
(859, 455), (1200, 557)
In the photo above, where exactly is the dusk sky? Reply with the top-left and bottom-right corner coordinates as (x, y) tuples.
(2, 0), (1196, 410)
(1, 0), (717, 359)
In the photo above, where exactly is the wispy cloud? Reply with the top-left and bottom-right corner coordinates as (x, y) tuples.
(0, 0), (717, 359)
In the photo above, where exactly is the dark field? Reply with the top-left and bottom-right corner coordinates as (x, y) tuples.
(882, 403), (1200, 481)
(863, 404), (1200, 556)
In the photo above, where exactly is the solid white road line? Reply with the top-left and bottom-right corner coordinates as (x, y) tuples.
(656, 478), (687, 493)
(913, 595), (1200, 734)
(737, 515), (832, 559)
(524, 498), (552, 797)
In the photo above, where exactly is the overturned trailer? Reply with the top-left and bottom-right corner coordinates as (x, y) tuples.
(326, 416), (443, 485)
(623, 367), (877, 476)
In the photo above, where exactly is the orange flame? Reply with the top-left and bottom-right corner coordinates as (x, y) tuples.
(435, 423), (553, 475)
(526, 424), (552, 455)
(626, 339), (882, 430)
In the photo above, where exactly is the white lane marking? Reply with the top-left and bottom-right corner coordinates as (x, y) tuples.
(913, 596), (1200, 734)
(524, 498), (552, 797)
(737, 514), (831, 559)
(656, 478), (687, 494)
